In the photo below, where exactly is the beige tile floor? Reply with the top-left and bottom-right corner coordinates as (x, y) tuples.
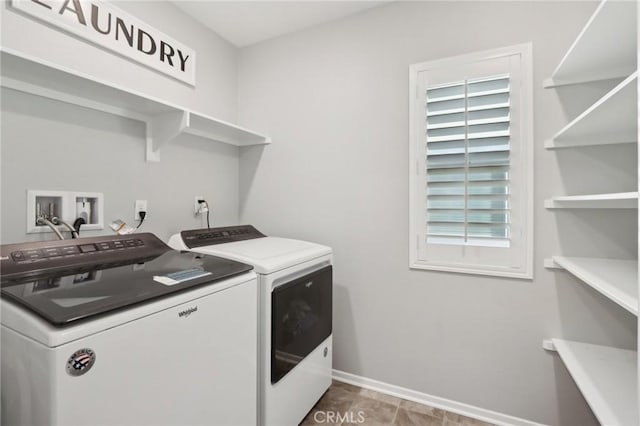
(300, 381), (495, 426)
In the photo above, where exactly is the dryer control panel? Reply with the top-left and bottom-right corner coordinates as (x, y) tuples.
(181, 225), (265, 249)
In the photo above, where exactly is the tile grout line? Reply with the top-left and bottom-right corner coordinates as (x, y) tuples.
(388, 396), (402, 425)
(343, 389), (357, 426)
(388, 404), (400, 425)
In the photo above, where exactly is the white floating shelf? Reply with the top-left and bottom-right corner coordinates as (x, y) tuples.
(544, 192), (638, 209)
(545, 256), (638, 315)
(550, 339), (638, 426)
(185, 112), (268, 147)
(545, 73), (638, 149)
(543, 0), (637, 87)
(0, 48), (270, 162)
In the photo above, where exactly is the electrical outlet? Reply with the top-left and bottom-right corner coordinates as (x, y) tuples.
(75, 196), (97, 224)
(194, 196), (206, 214)
(135, 200), (147, 221)
(72, 192), (104, 230)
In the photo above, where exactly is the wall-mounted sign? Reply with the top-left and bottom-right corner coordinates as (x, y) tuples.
(10, 0), (196, 86)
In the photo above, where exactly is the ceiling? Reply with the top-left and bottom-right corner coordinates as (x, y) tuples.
(171, 1), (390, 48)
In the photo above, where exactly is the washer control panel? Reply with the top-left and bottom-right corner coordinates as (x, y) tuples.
(1, 233), (169, 281)
(181, 225), (265, 249)
(10, 238), (145, 263)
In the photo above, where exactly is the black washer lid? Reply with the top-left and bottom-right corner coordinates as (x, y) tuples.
(1, 233), (253, 326)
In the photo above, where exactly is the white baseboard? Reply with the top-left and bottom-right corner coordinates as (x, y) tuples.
(332, 369), (547, 426)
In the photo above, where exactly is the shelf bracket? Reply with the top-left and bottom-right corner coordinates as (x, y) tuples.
(544, 258), (563, 269)
(145, 110), (189, 162)
(542, 339), (557, 352)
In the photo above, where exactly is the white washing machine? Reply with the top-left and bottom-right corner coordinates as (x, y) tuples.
(169, 225), (333, 426)
(1, 233), (258, 426)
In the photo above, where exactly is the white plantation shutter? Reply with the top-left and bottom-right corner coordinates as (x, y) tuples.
(425, 75), (511, 247)
(409, 44), (533, 279)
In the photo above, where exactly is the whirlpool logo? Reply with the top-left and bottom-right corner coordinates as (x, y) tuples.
(178, 306), (198, 318)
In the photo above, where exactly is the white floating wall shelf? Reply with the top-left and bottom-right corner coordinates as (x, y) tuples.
(545, 256), (638, 315)
(544, 192), (638, 209)
(0, 48), (271, 162)
(545, 72), (638, 149)
(543, 0), (637, 87)
(547, 339), (638, 426)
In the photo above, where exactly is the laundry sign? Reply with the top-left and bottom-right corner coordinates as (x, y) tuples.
(10, 0), (196, 85)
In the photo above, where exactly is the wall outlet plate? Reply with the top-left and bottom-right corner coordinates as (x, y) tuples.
(135, 200), (148, 221)
(194, 196), (207, 214)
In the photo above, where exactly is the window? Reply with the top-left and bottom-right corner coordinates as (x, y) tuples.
(409, 44), (533, 279)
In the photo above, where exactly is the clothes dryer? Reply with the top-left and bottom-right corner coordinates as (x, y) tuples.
(169, 225), (332, 426)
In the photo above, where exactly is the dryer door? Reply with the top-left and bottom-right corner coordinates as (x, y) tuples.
(271, 265), (332, 384)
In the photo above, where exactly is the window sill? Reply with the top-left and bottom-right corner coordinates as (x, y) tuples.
(410, 261), (533, 280)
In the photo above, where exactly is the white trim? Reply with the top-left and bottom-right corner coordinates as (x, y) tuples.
(410, 44), (533, 74)
(410, 261), (533, 280)
(332, 369), (547, 426)
(409, 43), (534, 280)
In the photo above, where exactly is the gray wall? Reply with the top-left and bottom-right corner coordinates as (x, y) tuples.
(1, 1), (241, 243)
(236, 2), (638, 425)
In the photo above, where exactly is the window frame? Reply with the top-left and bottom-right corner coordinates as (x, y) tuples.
(409, 43), (534, 279)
